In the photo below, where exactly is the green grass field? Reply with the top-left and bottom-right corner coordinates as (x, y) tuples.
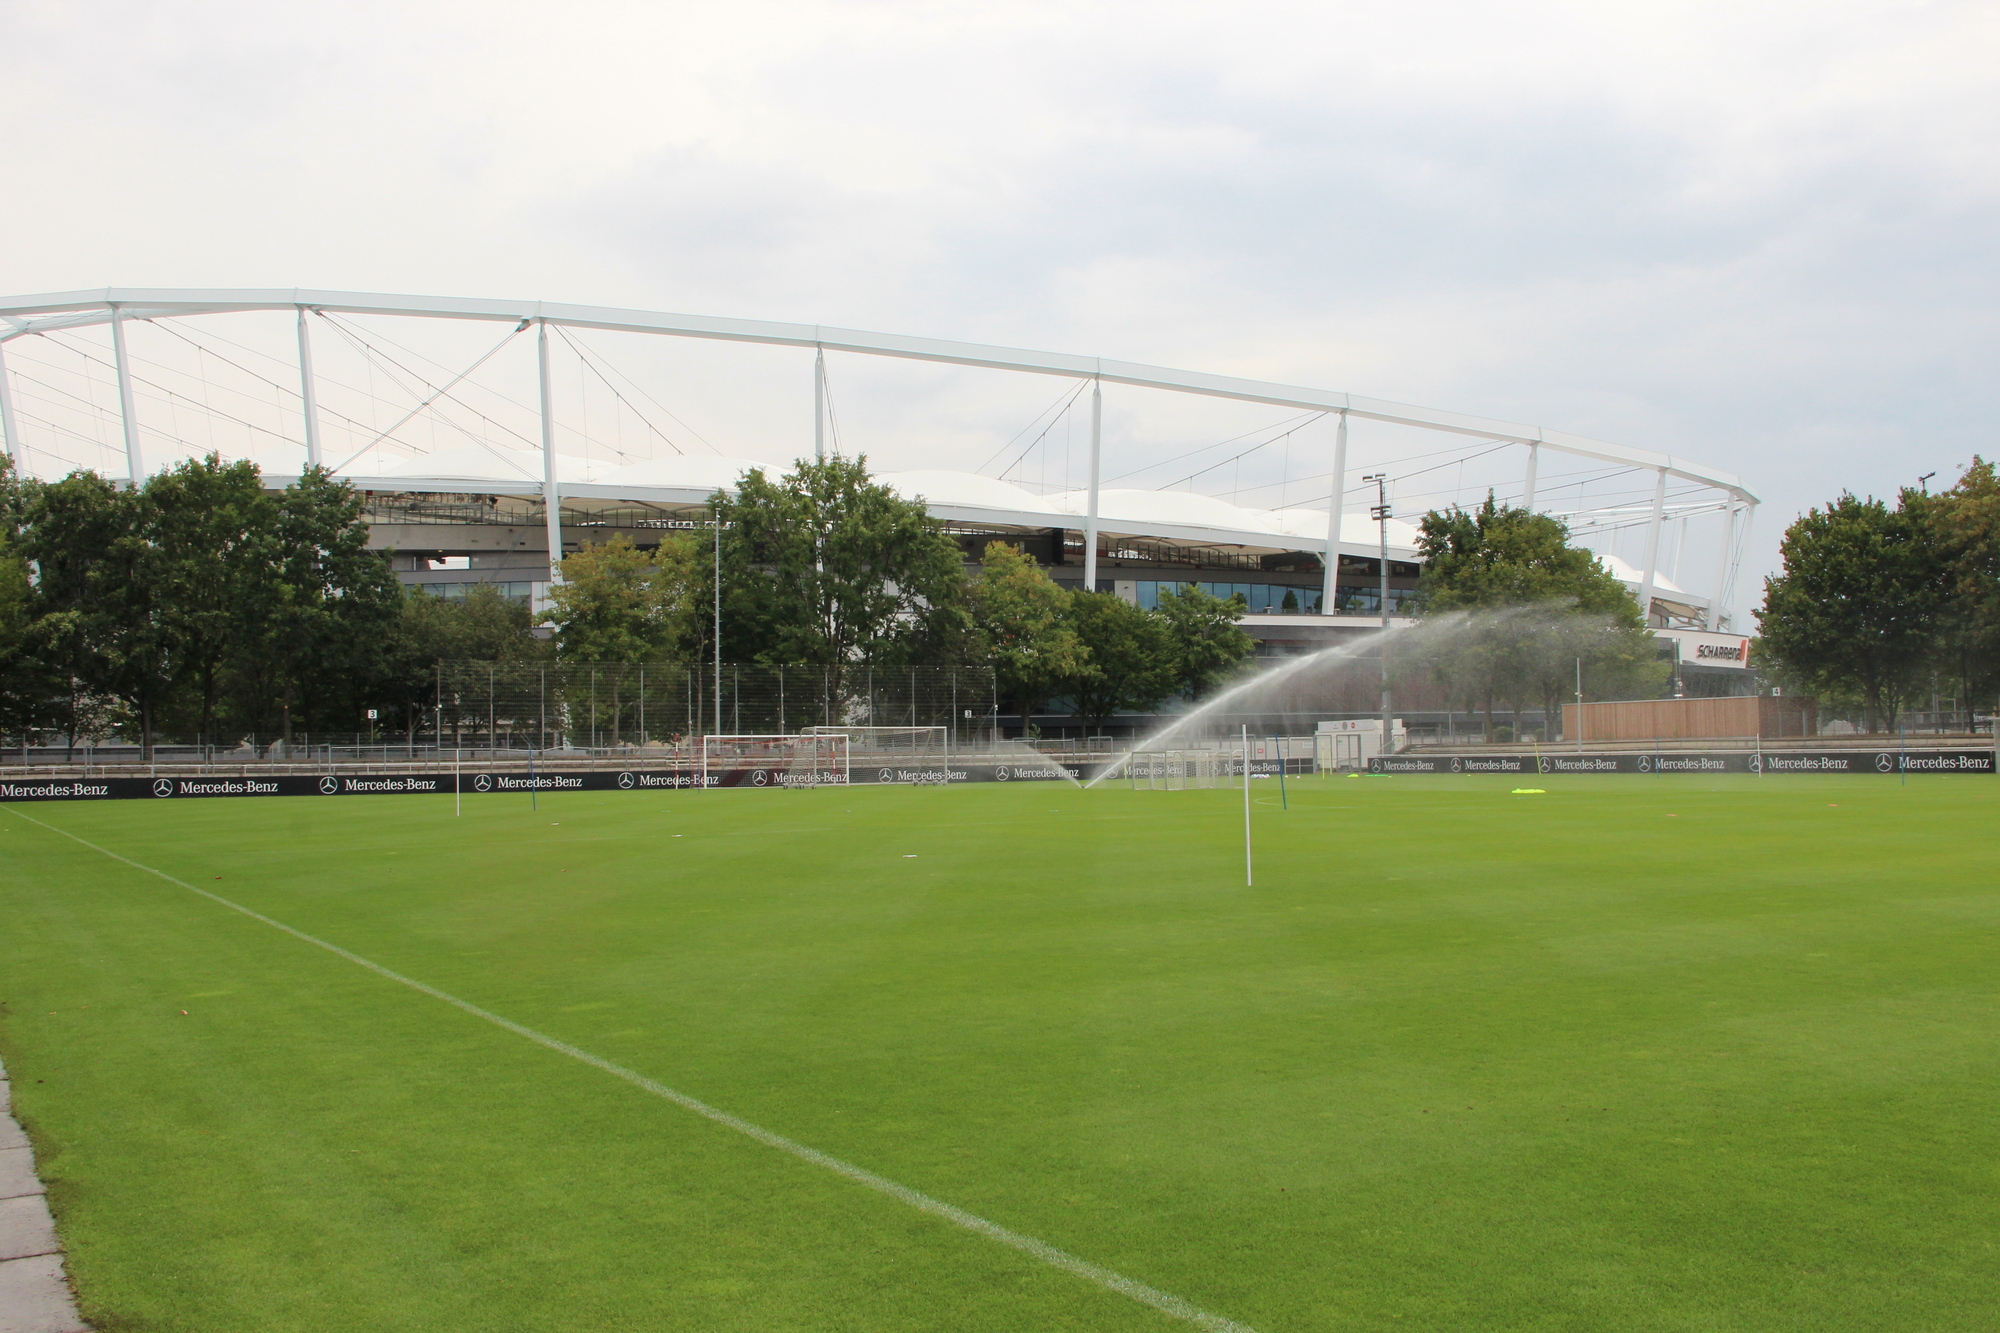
(2, 774), (1997, 1332)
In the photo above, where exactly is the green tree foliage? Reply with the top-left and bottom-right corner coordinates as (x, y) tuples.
(970, 541), (1084, 734)
(1757, 489), (1942, 730)
(146, 454), (277, 739)
(1929, 458), (2000, 710)
(543, 533), (700, 663)
(238, 466), (405, 741)
(16, 470), (145, 753)
(1152, 583), (1258, 700)
(1064, 590), (1177, 732)
(713, 457), (972, 667)
(1411, 495), (1662, 737)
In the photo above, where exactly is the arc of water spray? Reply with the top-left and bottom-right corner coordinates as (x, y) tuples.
(1086, 611), (1507, 789)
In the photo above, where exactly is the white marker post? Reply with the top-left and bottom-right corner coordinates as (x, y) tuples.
(455, 748), (461, 817)
(1242, 724), (1254, 887)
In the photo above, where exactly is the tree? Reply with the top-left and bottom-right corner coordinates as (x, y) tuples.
(541, 532), (702, 743)
(146, 454), (277, 740)
(1410, 495), (1661, 738)
(713, 457), (972, 667)
(969, 541), (1085, 735)
(239, 466), (404, 741)
(1152, 583), (1257, 700)
(1064, 590), (1177, 732)
(1758, 489), (1942, 731)
(1930, 458), (2000, 712)
(17, 471), (152, 755)
(543, 533), (699, 663)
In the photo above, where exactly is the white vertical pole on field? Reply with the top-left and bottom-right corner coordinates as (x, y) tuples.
(1522, 442), (1539, 510)
(0, 337), (20, 469)
(1083, 376), (1102, 592)
(1241, 724), (1254, 887)
(455, 748), (461, 817)
(1711, 501), (1739, 631)
(1322, 411), (1348, 614)
(1637, 466), (1667, 625)
(109, 305), (144, 485)
(296, 306), (322, 469)
(538, 319), (563, 583)
(814, 346), (826, 461)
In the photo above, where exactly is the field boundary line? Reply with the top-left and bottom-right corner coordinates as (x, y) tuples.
(3, 807), (1259, 1333)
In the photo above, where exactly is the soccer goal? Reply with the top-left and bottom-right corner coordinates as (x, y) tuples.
(1127, 749), (1240, 791)
(803, 725), (948, 761)
(699, 733), (850, 788)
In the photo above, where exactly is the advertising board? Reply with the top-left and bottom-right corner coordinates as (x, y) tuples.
(1367, 750), (1996, 775)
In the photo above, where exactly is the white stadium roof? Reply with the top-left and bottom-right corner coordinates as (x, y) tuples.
(0, 287), (1749, 609)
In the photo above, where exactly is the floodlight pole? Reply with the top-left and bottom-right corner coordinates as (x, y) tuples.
(1321, 411), (1348, 615)
(1366, 473), (1393, 753)
(1522, 442), (1539, 510)
(296, 306), (322, 469)
(0, 338), (21, 470)
(1083, 375), (1102, 592)
(109, 304), (144, 486)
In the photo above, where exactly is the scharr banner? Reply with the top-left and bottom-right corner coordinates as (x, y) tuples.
(1367, 750), (1997, 776)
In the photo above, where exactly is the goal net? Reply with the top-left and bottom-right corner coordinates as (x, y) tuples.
(1127, 749), (1241, 791)
(700, 733), (850, 788)
(803, 725), (948, 761)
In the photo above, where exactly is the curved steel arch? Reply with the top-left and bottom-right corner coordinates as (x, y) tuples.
(0, 287), (1756, 501)
(0, 286), (1756, 626)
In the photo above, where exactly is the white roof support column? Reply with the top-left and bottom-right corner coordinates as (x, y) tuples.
(1733, 503), (1757, 630)
(537, 319), (563, 583)
(1712, 501), (1740, 631)
(295, 307), (322, 470)
(1637, 466), (1668, 625)
(1083, 376), (1102, 591)
(0, 337), (20, 469)
(1322, 410), (1349, 614)
(1522, 442), (1539, 511)
(109, 304), (144, 485)
(813, 345), (826, 462)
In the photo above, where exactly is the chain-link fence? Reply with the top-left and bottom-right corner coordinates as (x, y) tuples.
(430, 662), (998, 751)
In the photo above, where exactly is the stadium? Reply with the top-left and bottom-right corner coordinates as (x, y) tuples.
(0, 288), (1764, 737)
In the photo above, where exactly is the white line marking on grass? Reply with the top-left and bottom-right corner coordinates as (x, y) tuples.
(3, 807), (1259, 1333)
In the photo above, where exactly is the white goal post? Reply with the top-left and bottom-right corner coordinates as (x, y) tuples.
(699, 733), (850, 788)
(1127, 749), (1242, 791)
(803, 725), (948, 757)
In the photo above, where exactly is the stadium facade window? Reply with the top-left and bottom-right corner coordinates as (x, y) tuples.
(1130, 580), (1419, 615)
(424, 581), (535, 603)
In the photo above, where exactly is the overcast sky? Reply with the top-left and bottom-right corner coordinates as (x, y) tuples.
(5, 0), (1997, 621)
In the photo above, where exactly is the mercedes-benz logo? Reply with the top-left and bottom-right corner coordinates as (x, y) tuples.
(617, 772), (635, 789)
(1538, 756), (1551, 773)
(151, 777), (175, 798)
(751, 769), (769, 786)
(879, 768), (894, 783)
(317, 776), (339, 795)
(473, 773), (493, 792)
(1748, 755), (1762, 773)
(1875, 753), (1894, 772)
(1638, 756), (1652, 773)
(995, 767), (1010, 781)
(1449, 757), (1462, 773)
